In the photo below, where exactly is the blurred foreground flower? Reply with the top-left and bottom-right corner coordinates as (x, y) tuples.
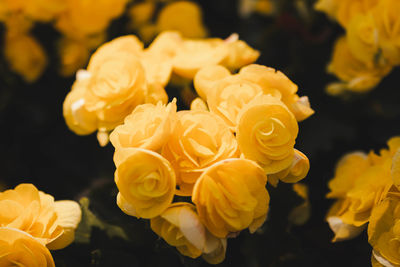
(326, 136), (400, 266)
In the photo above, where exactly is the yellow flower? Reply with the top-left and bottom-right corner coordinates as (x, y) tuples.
(110, 99), (177, 153)
(172, 33), (259, 79)
(314, 0), (378, 27)
(84, 52), (148, 130)
(58, 38), (90, 77)
(0, 227), (55, 267)
(150, 202), (227, 263)
(200, 64), (313, 128)
(4, 33), (47, 83)
(161, 110), (239, 196)
(326, 36), (392, 95)
(0, 184), (81, 249)
(63, 72), (98, 135)
(368, 196), (400, 267)
(268, 149), (310, 186)
(55, 0), (128, 37)
(23, 0), (67, 22)
(156, 1), (207, 39)
(192, 158), (269, 238)
(114, 148), (176, 219)
(236, 95), (299, 174)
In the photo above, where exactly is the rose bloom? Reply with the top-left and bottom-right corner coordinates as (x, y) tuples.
(0, 184), (81, 249)
(198, 64), (313, 129)
(326, 36), (392, 95)
(110, 99), (177, 153)
(161, 110), (239, 196)
(150, 202), (227, 263)
(84, 51), (148, 130)
(236, 95), (299, 174)
(0, 227), (55, 266)
(4, 33), (47, 83)
(114, 148), (176, 219)
(192, 158), (269, 238)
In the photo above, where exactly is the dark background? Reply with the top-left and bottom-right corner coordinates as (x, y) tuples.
(1, 0), (399, 266)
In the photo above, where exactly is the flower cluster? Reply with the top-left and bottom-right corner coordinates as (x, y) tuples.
(0, 183), (81, 266)
(108, 38), (313, 261)
(0, 0), (129, 81)
(63, 31), (260, 146)
(326, 136), (400, 266)
(315, 0), (400, 94)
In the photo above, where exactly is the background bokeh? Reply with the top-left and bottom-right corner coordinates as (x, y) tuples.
(1, 0), (400, 266)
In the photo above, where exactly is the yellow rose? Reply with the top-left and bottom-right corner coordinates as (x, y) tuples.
(368, 196), (400, 266)
(63, 71), (98, 135)
(268, 149), (310, 186)
(150, 202), (205, 259)
(200, 64), (313, 128)
(4, 33), (47, 83)
(0, 227), (55, 266)
(150, 202), (227, 263)
(236, 95), (299, 174)
(114, 148), (176, 219)
(192, 158), (269, 238)
(161, 110), (239, 196)
(156, 1), (208, 39)
(84, 52), (148, 130)
(110, 99), (177, 153)
(0, 184), (81, 249)
(326, 36), (392, 95)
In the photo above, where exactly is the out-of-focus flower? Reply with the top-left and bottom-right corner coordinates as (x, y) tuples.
(0, 183), (81, 249)
(58, 38), (90, 77)
(4, 33), (47, 82)
(288, 183), (311, 225)
(236, 95), (299, 174)
(114, 148), (176, 219)
(162, 110), (239, 196)
(0, 227), (55, 266)
(192, 158), (269, 238)
(110, 99), (177, 153)
(23, 0), (67, 22)
(314, 0), (378, 28)
(326, 36), (392, 95)
(156, 1), (207, 39)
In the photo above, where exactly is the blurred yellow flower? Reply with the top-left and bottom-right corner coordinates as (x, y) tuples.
(23, 0), (67, 22)
(161, 110), (239, 196)
(192, 158), (269, 238)
(314, 0), (378, 27)
(114, 148), (176, 219)
(4, 33), (47, 82)
(236, 95), (299, 174)
(156, 1), (207, 39)
(110, 99), (177, 153)
(0, 184), (81, 250)
(326, 36), (392, 95)
(58, 38), (90, 77)
(0, 227), (55, 266)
